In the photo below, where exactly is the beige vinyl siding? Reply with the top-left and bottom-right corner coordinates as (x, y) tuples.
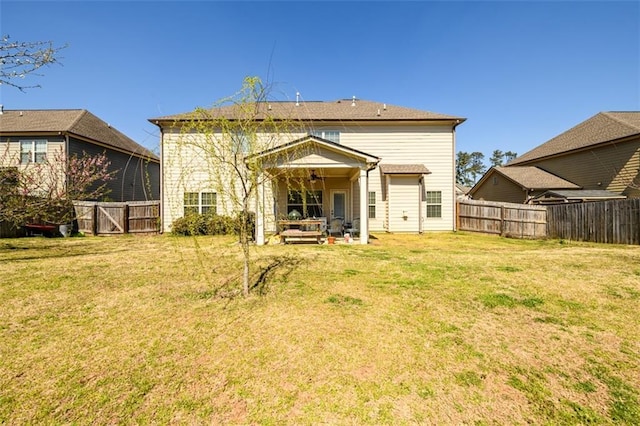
(161, 129), (303, 232)
(387, 176), (421, 232)
(1, 137), (66, 197)
(340, 124), (455, 232)
(160, 122), (457, 233)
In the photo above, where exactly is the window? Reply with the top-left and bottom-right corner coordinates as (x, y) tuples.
(425, 191), (442, 218)
(288, 190), (323, 218)
(368, 191), (376, 219)
(233, 130), (249, 154)
(311, 130), (340, 143)
(20, 140), (47, 164)
(184, 192), (217, 216)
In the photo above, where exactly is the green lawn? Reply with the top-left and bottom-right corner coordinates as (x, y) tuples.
(1, 232), (639, 424)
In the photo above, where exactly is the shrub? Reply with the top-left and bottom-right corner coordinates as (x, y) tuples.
(171, 212), (254, 237)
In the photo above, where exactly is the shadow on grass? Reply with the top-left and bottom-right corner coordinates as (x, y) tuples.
(251, 255), (302, 295)
(199, 255), (303, 299)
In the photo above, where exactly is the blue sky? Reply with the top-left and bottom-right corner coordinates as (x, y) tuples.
(1, 1), (639, 162)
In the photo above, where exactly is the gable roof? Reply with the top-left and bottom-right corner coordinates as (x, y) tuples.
(150, 99), (465, 124)
(379, 164), (431, 175)
(249, 134), (380, 166)
(0, 109), (158, 160)
(510, 112), (640, 165)
(472, 166), (580, 193)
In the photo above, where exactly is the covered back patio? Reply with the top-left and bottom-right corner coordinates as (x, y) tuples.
(251, 135), (380, 245)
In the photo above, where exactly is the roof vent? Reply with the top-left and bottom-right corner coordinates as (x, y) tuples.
(0, 104), (3, 114)
(296, 92), (300, 107)
(383, 103), (387, 110)
(19, 111), (23, 116)
(377, 109), (381, 116)
(351, 96), (356, 107)
(268, 104), (272, 110)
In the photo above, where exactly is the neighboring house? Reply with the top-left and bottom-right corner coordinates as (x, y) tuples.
(469, 111), (640, 203)
(150, 99), (465, 244)
(0, 108), (160, 202)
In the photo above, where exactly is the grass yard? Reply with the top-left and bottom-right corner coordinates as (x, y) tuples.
(1, 232), (639, 424)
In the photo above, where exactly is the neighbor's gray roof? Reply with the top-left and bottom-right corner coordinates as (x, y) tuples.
(0, 109), (158, 160)
(492, 166), (580, 190)
(379, 164), (431, 174)
(150, 99), (465, 124)
(510, 112), (640, 165)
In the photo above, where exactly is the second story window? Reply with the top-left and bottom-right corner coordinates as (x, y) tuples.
(311, 130), (340, 143)
(20, 140), (47, 164)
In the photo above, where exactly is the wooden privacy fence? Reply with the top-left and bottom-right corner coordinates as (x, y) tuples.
(73, 201), (160, 235)
(457, 200), (547, 238)
(546, 198), (640, 245)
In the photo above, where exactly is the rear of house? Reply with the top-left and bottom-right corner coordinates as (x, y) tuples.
(152, 99), (464, 243)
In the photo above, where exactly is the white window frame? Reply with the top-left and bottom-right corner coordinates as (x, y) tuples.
(311, 130), (340, 143)
(368, 191), (376, 219)
(20, 139), (47, 164)
(183, 191), (217, 216)
(425, 191), (442, 218)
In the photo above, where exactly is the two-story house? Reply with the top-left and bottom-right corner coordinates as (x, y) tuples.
(0, 108), (160, 203)
(151, 99), (465, 244)
(470, 111), (640, 204)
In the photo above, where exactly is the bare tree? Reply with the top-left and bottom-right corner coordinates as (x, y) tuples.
(0, 35), (67, 91)
(171, 76), (308, 296)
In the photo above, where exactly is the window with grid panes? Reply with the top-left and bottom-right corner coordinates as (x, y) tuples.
(425, 191), (442, 218)
(20, 140), (47, 164)
(184, 192), (216, 216)
(287, 190), (323, 218)
(368, 191), (376, 218)
(311, 130), (340, 143)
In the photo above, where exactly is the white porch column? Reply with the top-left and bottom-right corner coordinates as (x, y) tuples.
(359, 168), (369, 244)
(255, 176), (265, 246)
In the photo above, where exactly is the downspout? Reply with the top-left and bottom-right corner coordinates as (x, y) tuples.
(452, 119), (461, 232)
(157, 121), (164, 234)
(418, 176), (424, 234)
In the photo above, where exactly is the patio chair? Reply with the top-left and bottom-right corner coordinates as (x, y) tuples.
(328, 217), (344, 237)
(345, 218), (360, 237)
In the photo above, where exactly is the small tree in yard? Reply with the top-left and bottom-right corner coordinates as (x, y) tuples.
(0, 145), (116, 227)
(172, 76), (307, 296)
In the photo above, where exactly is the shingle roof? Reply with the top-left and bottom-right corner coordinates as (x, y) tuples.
(379, 164), (431, 174)
(538, 189), (626, 200)
(510, 112), (640, 165)
(150, 99), (465, 123)
(492, 166), (580, 190)
(0, 109), (158, 160)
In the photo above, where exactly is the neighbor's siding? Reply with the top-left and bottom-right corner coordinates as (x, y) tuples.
(528, 137), (640, 198)
(68, 137), (159, 202)
(471, 171), (529, 203)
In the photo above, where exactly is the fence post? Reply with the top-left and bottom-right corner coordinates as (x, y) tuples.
(500, 205), (506, 237)
(92, 203), (98, 236)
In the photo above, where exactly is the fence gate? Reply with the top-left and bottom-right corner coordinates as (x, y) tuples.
(73, 201), (159, 235)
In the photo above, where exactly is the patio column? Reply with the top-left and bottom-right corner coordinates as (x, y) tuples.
(255, 176), (265, 246)
(359, 168), (369, 244)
